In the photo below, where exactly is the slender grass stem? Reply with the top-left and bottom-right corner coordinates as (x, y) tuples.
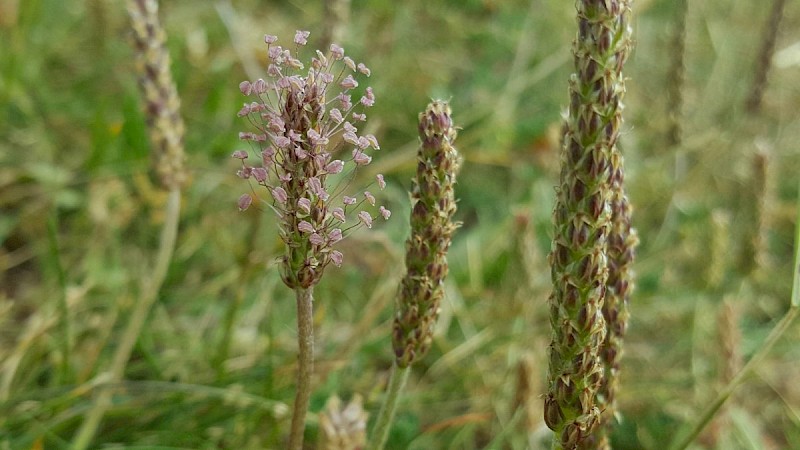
(214, 212), (261, 379)
(71, 188), (181, 450)
(287, 286), (314, 450)
(367, 364), (410, 450)
(669, 180), (800, 450)
(46, 213), (71, 383)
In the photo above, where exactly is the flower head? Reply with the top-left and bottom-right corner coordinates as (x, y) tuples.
(233, 31), (389, 288)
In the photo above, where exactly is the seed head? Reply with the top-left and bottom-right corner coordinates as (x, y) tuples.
(392, 101), (461, 368)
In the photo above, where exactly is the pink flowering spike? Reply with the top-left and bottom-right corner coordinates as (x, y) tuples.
(294, 30), (310, 45)
(325, 160), (344, 174)
(297, 198), (312, 214)
(380, 206), (391, 220)
(238, 194), (253, 211)
(366, 134), (380, 150)
(309, 233), (325, 246)
(358, 211), (373, 228)
(271, 187), (288, 204)
(352, 112), (366, 122)
(352, 149), (372, 166)
(264, 34), (278, 44)
(331, 250), (344, 267)
(252, 167), (268, 182)
(344, 122), (357, 133)
(239, 81), (253, 95)
(330, 108), (343, 123)
(357, 136), (370, 149)
(298, 220), (315, 234)
(232, 150), (248, 159)
(320, 72), (334, 84)
(343, 56), (356, 71)
(340, 75), (358, 89)
(343, 196), (356, 205)
(376, 174), (386, 190)
(328, 228), (343, 243)
(357, 63), (371, 77)
(330, 44), (344, 60)
(364, 191), (376, 206)
(332, 207), (346, 222)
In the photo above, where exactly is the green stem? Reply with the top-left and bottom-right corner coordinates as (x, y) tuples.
(287, 286), (314, 450)
(46, 212), (71, 383)
(214, 210), (260, 380)
(71, 188), (181, 450)
(367, 364), (411, 450)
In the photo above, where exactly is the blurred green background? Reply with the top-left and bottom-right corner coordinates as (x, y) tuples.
(1, 0), (799, 448)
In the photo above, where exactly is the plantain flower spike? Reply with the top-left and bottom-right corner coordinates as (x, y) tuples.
(544, 1), (633, 449)
(127, 0), (187, 190)
(392, 101), (461, 368)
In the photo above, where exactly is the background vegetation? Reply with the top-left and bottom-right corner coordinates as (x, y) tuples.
(1, 0), (799, 448)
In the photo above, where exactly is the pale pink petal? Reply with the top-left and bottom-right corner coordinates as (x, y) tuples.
(358, 211), (373, 228)
(297, 198), (312, 214)
(237, 194), (253, 211)
(271, 187), (288, 204)
(332, 207), (346, 222)
(379, 206), (391, 220)
(364, 191), (375, 206)
(298, 220), (315, 233)
(330, 250), (343, 267)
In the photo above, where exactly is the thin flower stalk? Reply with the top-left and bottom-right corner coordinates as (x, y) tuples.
(369, 101), (461, 450)
(543, 1), (633, 449)
(233, 31), (387, 450)
(72, 1), (185, 448)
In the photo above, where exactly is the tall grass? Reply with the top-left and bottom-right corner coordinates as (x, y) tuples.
(1, 0), (799, 448)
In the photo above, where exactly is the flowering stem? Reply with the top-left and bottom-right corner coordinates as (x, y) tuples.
(72, 188), (181, 450)
(288, 286), (315, 450)
(367, 364), (410, 450)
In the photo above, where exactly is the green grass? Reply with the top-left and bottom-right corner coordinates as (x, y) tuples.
(2, 0), (800, 448)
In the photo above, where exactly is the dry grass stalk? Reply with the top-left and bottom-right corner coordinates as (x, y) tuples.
(745, 0), (787, 113)
(666, 0), (689, 148)
(128, 0), (187, 190)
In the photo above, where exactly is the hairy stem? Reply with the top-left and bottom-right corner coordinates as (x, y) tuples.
(72, 188), (181, 450)
(367, 364), (411, 450)
(288, 286), (315, 450)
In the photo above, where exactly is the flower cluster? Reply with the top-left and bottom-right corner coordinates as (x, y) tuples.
(233, 31), (388, 288)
